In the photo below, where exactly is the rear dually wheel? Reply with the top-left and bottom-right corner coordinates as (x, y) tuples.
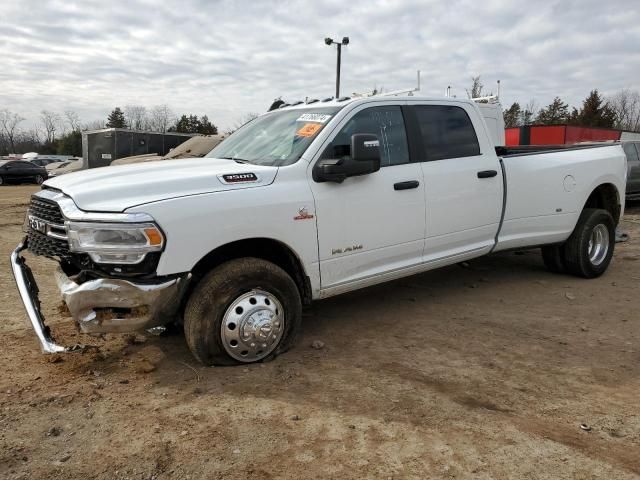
(560, 208), (615, 278)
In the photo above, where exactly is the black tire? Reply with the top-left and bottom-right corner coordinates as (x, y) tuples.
(35, 175), (44, 185)
(0, 176), (4, 186)
(541, 245), (566, 274)
(563, 208), (615, 278)
(184, 258), (302, 366)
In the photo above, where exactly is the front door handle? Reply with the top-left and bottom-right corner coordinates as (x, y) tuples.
(394, 180), (420, 191)
(477, 170), (498, 179)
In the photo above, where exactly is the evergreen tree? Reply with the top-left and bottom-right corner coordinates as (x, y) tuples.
(570, 90), (616, 128)
(56, 130), (82, 156)
(198, 115), (218, 135)
(106, 107), (127, 128)
(535, 97), (569, 125)
(171, 114), (218, 134)
(503, 103), (522, 128)
(173, 114), (194, 133)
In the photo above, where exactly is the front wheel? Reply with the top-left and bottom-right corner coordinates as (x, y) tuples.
(184, 258), (302, 366)
(35, 175), (44, 185)
(563, 208), (615, 278)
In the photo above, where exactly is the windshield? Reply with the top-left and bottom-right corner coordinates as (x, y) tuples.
(207, 107), (342, 166)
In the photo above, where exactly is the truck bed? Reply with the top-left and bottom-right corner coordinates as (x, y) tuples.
(493, 143), (626, 252)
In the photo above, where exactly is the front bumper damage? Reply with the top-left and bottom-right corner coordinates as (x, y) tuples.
(11, 239), (188, 353)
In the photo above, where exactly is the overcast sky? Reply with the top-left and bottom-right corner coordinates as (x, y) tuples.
(1, 0), (639, 131)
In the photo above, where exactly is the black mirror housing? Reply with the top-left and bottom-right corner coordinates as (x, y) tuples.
(313, 134), (381, 183)
(351, 133), (381, 163)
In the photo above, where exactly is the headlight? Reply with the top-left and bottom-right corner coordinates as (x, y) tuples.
(67, 222), (164, 264)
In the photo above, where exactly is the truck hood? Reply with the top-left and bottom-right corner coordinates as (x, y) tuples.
(44, 158), (278, 212)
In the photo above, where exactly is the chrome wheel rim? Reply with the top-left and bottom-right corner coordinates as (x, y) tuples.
(221, 289), (284, 362)
(36, 176), (43, 184)
(588, 224), (609, 266)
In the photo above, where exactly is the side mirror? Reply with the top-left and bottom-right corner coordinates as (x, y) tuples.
(313, 133), (381, 183)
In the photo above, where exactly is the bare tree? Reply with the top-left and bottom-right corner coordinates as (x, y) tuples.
(466, 76), (484, 99)
(609, 89), (640, 132)
(149, 105), (174, 133)
(84, 119), (106, 131)
(521, 99), (539, 125)
(64, 110), (81, 132)
(27, 128), (42, 144)
(7, 128), (42, 154)
(0, 109), (25, 152)
(124, 105), (148, 130)
(225, 112), (260, 135)
(40, 110), (62, 143)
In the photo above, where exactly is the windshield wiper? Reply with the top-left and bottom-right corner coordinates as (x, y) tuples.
(218, 156), (253, 164)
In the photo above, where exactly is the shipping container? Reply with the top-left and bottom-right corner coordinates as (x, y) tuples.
(505, 125), (626, 146)
(81, 129), (195, 169)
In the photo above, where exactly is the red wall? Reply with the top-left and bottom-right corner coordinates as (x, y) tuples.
(564, 126), (620, 144)
(530, 126), (565, 145)
(505, 125), (622, 146)
(505, 128), (520, 146)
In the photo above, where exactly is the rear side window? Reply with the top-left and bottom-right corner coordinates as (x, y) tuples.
(413, 105), (481, 161)
(322, 106), (410, 167)
(623, 143), (640, 163)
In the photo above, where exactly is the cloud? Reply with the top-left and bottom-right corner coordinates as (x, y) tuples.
(1, 0), (638, 130)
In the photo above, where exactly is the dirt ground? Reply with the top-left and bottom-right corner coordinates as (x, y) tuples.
(0, 185), (639, 480)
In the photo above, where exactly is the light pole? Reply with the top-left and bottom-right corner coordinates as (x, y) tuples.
(324, 37), (349, 98)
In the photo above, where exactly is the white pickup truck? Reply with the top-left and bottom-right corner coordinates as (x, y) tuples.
(12, 96), (627, 365)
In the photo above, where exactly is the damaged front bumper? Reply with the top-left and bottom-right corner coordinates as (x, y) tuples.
(11, 239), (188, 353)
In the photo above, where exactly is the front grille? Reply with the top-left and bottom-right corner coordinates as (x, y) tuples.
(27, 230), (70, 258)
(26, 195), (70, 259)
(29, 196), (65, 224)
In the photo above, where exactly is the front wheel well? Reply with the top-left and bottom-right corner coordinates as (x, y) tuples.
(187, 238), (312, 306)
(583, 183), (620, 225)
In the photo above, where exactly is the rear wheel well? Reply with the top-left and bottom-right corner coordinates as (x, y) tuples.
(187, 238), (312, 306)
(584, 183), (620, 225)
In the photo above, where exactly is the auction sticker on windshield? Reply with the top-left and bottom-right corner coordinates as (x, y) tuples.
(296, 123), (324, 137)
(297, 113), (332, 123)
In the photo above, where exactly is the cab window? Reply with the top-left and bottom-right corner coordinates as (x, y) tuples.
(322, 106), (410, 167)
(413, 105), (481, 161)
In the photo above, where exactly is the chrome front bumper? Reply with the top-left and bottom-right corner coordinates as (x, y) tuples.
(11, 239), (188, 353)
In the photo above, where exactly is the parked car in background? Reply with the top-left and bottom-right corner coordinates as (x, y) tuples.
(623, 141), (640, 201)
(46, 159), (82, 177)
(0, 160), (48, 185)
(22, 153), (75, 166)
(29, 158), (61, 167)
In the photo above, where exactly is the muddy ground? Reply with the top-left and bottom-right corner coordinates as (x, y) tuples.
(0, 185), (639, 479)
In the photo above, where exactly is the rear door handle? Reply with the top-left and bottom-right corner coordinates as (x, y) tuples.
(394, 180), (420, 191)
(477, 170), (498, 179)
